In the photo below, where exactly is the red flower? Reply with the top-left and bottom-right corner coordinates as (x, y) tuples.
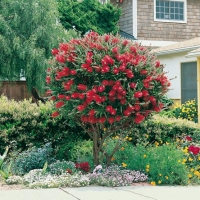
(52, 111), (60, 118)
(46, 76), (51, 84)
(123, 110), (131, 116)
(99, 116), (106, 123)
(89, 109), (96, 116)
(77, 84), (87, 91)
(56, 55), (66, 63)
(186, 136), (192, 141)
(77, 105), (85, 111)
(140, 69), (148, 75)
(134, 114), (145, 124)
(115, 116), (121, 122)
(51, 48), (59, 55)
(155, 60), (160, 68)
(56, 101), (65, 108)
(57, 94), (65, 99)
(66, 168), (72, 174)
(122, 39), (129, 46)
(188, 145), (200, 155)
(142, 90), (149, 97)
(46, 90), (52, 96)
(108, 117), (115, 124)
(75, 162), (90, 172)
(129, 82), (137, 89)
(106, 106), (113, 113)
(112, 47), (119, 54)
(65, 96), (71, 100)
(97, 85), (105, 92)
(102, 80), (109, 86)
(134, 91), (143, 98)
(70, 70), (77, 75)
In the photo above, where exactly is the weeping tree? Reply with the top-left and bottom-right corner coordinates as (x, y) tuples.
(0, 0), (74, 93)
(57, 0), (121, 35)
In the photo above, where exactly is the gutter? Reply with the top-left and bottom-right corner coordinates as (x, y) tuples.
(154, 45), (200, 56)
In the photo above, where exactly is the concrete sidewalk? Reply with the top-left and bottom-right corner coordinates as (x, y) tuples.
(0, 186), (200, 200)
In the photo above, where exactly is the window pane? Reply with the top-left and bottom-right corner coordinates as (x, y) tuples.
(170, 8), (174, 14)
(160, 1), (164, 7)
(179, 2), (184, 8)
(175, 2), (179, 7)
(170, 14), (175, 19)
(180, 14), (184, 20)
(165, 14), (169, 19)
(170, 2), (174, 7)
(165, 7), (169, 13)
(161, 13), (164, 19)
(175, 14), (179, 20)
(156, 13), (160, 19)
(165, 1), (169, 7)
(156, 1), (160, 6)
(180, 8), (183, 14)
(175, 8), (179, 13)
(156, 6), (159, 12)
(161, 7), (164, 12)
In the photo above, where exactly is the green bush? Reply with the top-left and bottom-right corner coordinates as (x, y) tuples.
(0, 95), (89, 160)
(12, 143), (54, 176)
(129, 114), (200, 146)
(127, 144), (189, 185)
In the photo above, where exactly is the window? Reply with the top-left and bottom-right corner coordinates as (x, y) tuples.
(154, 0), (187, 23)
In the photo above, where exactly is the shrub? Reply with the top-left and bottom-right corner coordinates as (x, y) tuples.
(125, 144), (189, 186)
(0, 95), (89, 160)
(48, 160), (76, 175)
(12, 143), (54, 176)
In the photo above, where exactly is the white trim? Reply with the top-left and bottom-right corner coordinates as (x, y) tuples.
(186, 51), (200, 58)
(132, 0), (137, 38)
(137, 40), (178, 47)
(154, 0), (187, 24)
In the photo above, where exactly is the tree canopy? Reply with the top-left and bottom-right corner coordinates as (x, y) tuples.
(57, 0), (121, 35)
(0, 0), (69, 92)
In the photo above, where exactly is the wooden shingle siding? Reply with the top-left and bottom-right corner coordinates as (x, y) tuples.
(111, 0), (133, 35)
(137, 0), (200, 41)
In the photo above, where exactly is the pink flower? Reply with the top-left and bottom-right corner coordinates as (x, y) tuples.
(186, 136), (192, 141)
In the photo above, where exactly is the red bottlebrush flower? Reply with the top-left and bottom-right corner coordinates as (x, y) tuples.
(108, 80), (115, 86)
(122, 39), (129, 46)
(110, 109), (117, 116)
(129, 82), (137, 89)
(65, 95), (71, 100)
(113, 85), (119, 91)
(56, 101), (65, 108)
(109, 90), (116, 97)
(102, 80), (109, 86)
(71, 92), (79, 99)
(140, 69), (148, 75)
(142, 90), (149, 97)
(134, 91), (143, 98)
(127, 105), (135, 112)
(86, 57), (92, 64)
(77, 105), (85, 111)
(81, 115), (88, 122)
(97, 85), (105, 92)
(58, 94), (65, 99)
(111, 38), (120, 44)
(123, 110), (131, 116)
(120, 99), (126, 105)
(112, 47), (119, 54)
(126, 72), (134, 79)
(56, 55), (66, 63)
(46, 90), (52, 96)
(70, 70), (77, 75)
(51, 48), (59, 55)
(155, 60), (161, 68)
(119, 64), (126, 72)
(104, 34), (110, 42)
(106, 105), (113, 112)
(115, 81), (121, 85)
(81, 63), (90, 70)
(134, 105), (140, 111)
(113, 68), (119, 74)
(59, 43), (69, 52)
(101, 96), (106, 102)
(79, 93), (85, 100)
(134, 114), (145, 124)
(153, 106), (161, 112)
(148, 96), (156, 103)
(99, 116), (106, 123)
(49, 96), (56, 101)
(108, 117), (115, 124)
(130, 46), (137, 54)
(75, 162), (90, 172)
(115, 116), (121, 122)
(188, 145), (200, 155)
(77, 84), (87, 91)
(64, 85), (71, 91)
(89, 109), (96, 116)
(117, 86), (123, 93)
(52, 111), (60, 118)
(186, 136), (192, 141)
(121, 90), (127, 96)
(101, 66), (110, 73)
(46, 76), (51, 84)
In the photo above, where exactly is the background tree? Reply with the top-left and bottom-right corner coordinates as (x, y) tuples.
(0, 0), (75, 93)
(57, 0), (121, 35)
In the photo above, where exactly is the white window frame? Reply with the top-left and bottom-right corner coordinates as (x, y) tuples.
(154, 0), (187, 23)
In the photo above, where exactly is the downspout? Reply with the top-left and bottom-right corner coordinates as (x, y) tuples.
(197, 57), (200, 125)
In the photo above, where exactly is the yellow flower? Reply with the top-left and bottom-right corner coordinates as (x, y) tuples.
(188, 174), (193, 178)
(115, 136), (119, 139)
(178, 160), (181, 163)
(165, 176), (169, 179)
(145, 134), (149, 138)
(150, 181), (156, 186)
(182, 148), (188, 153)
(190, 168), (194, 172)
(111, 157), (115, 161)
(122, 163), (127, 168)
(143, 154), (147, 158)
(159, 174), (162, 176)
(166, 142), (169, 145)
(158, 180), (162, 184)
(198, 156), (200, 161)
(103, 143), (106, 146)
(155, 141), (159, 146)
(182, 159), (187, 163)
(121, 147), (125, 151)
(103, 128), (106, 131)
(146, 165), (150, 168)
(128, 137), (132, 141)
(146, 168), (149, 172)
(194, 171), (200, 176)
(188, 157), (193, 162)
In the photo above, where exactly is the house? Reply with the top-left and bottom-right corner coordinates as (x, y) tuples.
(110, 0), (200, 47)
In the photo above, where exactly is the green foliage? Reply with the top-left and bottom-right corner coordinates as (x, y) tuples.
(0, 162), (12, 180)
(48, 160), (76, 175)
(0, 146), (9, 168)
(0, 0), (70, 92)
(12, 143), (54, 176)
(129, 115), (200, 146)
(160, 95), (173, 110)
(0, 95), (89, 160)
(128, 144), (188, 185)
(172, 99), (198, 123)
(57, 0), (121, 35)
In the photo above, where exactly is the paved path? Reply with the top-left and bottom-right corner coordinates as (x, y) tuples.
(0, 186), (200, 200)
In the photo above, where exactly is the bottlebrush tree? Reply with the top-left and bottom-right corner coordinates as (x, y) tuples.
(46, 32), (171, 166)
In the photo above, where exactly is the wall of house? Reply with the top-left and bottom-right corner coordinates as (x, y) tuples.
(137, 0), (200, 41)
(158, 52), (196, 101)
(110, 0), (133, 35)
